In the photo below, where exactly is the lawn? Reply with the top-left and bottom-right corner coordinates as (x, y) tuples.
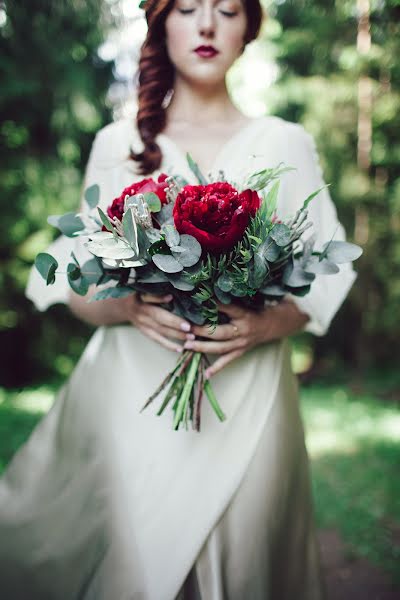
(0, 379), (399, 582)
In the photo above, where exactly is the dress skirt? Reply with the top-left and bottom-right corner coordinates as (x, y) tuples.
(0, 324), (324, 600)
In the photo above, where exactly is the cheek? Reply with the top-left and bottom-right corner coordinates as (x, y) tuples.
(165, 15), (193, 60)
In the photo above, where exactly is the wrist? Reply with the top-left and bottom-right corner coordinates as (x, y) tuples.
(262, 299), (310, 342)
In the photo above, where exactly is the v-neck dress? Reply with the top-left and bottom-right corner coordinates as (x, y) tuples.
(0, 115), (356, 599)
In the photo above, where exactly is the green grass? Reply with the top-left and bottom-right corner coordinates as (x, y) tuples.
(0, 380), (399, 582)
(300, 384), (400, 582)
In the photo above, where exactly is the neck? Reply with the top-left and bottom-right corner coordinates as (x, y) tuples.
(165, 76), (240, 126)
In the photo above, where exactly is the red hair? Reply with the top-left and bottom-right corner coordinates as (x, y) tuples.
(130, 0), (265, 175)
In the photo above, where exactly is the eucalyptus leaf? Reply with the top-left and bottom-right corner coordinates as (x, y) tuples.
(47, 213), (84, 238)
(80, 257), (104, 285)
(166, 273), (195, 291)
(214, 284), (231, 304)
(217, 273), (233, 293)
(143, 192), (162, 213)
(304, 257), (340, 275)
(67, 263), (89, 296)
(270, 223), (291, 247)
(88, 286), (134, 302)
(258, 237), (280, 262)
(122, 207), (139, 253)
(35, 253), (58, 285)
(158, 203), (174, 225)
(84, 184), (100, 209)
(283, 265), (315, 287)
(163, 224), (180, 247)
(152, 253), (184, 273)
(323, 240), (363, 263)
(179, 234), (202, 258)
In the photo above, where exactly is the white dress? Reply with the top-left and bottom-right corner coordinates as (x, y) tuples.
(0, 115), (356, 599)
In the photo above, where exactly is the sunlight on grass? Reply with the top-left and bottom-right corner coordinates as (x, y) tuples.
(300, 384), (400, 582)
(301, 386), (400, 456)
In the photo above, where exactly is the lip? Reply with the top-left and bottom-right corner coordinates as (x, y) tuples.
(194, 45), (219, 57)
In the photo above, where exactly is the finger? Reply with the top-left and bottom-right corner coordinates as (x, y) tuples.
(143, 304), (192, 333)
(191, 323), (239, 341)
(183, 337), (244, 354)
(140, 326), (183, 353)
(140, 293), (173, 304)
(205, 349), (244, 378)
(143, 320), (188, 342)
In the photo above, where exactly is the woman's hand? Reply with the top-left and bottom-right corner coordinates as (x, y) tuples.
(121, 292), (191, 353)
(182, 299), (310, 378)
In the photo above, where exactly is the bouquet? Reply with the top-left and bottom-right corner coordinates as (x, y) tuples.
(35, 154), (362, 431)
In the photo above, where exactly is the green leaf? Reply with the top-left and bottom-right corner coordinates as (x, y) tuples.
(122, 207), (139, 253)
(270, 223), (291, 247)
(258, 237), (280, 262)
(283, 265), (315, 287)
(67, 263), (89, 296)
(88, 287), (134, 302)
(174, 234), (202, 267)
(152, 253), (184, 273)
(47, 213), (84, 238)
(217, 273), (233, 293)
(301, 185), (329, 211)
(214, 284), (231, 304)
(323, 240), (363, 264)
(166, 273), (195, 291)
(186, 153), (208, 185)
(304, 257), (340, 275)
(84, 184), (100, 209)
(143, 192), (162, 213)
(80, 257), (104, 285)
(35, 253), (58, 285)
(97, 207), (114, 233)
(163, 224), (180, 247)
(263, 180), (280, 220)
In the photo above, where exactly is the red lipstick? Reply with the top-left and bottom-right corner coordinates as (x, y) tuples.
(194, 45), (219, 58)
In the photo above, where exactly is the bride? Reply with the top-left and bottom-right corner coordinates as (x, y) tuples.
(0, 0), (357, 598)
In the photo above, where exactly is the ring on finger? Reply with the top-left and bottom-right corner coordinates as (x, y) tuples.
(232, 323), (239, 336)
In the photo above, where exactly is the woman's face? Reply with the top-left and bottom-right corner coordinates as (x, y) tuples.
(164, 0), (247, 86)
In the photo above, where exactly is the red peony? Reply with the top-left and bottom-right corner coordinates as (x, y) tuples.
(107, 173), (169, 222)
(173, 182), (261, 254)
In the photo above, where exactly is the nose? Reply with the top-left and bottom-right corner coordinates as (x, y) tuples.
(198, 6), (216, 39)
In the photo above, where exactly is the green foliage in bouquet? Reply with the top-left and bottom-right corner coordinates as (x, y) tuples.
(34, 154), (362, 432)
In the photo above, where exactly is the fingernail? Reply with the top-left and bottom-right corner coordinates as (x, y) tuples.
(180, 322), (191, 332)
(186, 333), (195, 341)
(164, 294), (173, 302)
(204, 369), (212, 380)
(184, 341), (193, 349)
(175, 347), (183, 353)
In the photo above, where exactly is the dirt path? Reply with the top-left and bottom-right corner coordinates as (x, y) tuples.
(318, 529), (400, 600)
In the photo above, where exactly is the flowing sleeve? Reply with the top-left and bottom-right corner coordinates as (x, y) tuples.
(25, 129), (109, 312)
(277, 123), (357, 336)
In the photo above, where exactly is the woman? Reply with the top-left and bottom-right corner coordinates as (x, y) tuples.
(0, 1), (357, 598)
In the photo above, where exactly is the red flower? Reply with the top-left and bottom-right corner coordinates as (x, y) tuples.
(107, 173), (169, 222)
(173, 182), (261, 254)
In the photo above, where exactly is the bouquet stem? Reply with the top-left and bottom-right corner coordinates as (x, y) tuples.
(140, 350), (226, 431)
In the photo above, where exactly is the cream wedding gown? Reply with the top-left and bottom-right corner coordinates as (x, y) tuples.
(0, 115), (356, 599)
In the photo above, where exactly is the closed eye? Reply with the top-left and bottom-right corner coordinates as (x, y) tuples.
(178, 9), (238, 17)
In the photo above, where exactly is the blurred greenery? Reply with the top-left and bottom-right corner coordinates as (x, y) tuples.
(1, 378), (399, 581)
(0, 0), (113, 386)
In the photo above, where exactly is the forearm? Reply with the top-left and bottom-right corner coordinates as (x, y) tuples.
(67, 286), (131, 327)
